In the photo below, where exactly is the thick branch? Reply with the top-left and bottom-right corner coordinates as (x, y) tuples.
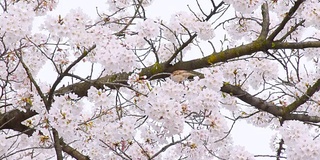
(220, 83), (284, 116)
(53, 40), (320, 97)
(3, 39), (320, 138)
(60, 139), (90, 160)
(53, 129), (63, 160)
(285, 79), (320, 113)
(284, 114), (320, 123)
(271, 41), (320, 49)
(0, 113), (91, 160)
(0, 109), (37, 136)
(258, 2), (269, 39)
(55, 39), (267, 97)
(220, 83), (320, 123)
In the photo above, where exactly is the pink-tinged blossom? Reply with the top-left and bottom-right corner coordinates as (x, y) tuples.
(163, 11), (214, 42)
(246, 111), (275, 127)
(0, 1), (35, 48)
(48, 94), (84, 141)
(136, 19), (160, 39)
(279, 121), (320, 160)
(297, 1), (320, 29)
(106, 0), (131, 12)
(269, 0), (293, 14)
(107, 0), (153, 12)
(3, 1), (320, 159)
(225, 16), (259, 44)
(223, 0), (265, 14)
(228, 145), (255, 160)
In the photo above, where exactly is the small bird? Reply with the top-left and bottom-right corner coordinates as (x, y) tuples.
(170, 70), (196, 83)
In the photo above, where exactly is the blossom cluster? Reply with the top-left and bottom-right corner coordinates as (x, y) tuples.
(219, 57), (278, 90)
(297, 0), (320, 29)
(106, 0), (153, 12)
(164, 11), (215, 42)
(42, 9), (138, 75)
(223, 0), (265, 14)
(279, 121), (320, 160)
(0, 1), (35, 49)
(2, 0), (320, 160)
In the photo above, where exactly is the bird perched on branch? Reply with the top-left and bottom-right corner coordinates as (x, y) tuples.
(170, 70), (202, 83)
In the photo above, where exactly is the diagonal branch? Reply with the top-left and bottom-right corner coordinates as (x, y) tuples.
(55, 39), (269, 97)
(220, 83), (320, 123)
(60, 139), (90, 160)
(17, 51), (49, 110)
(267, 0), (305, 41)
(150, 134), (191, 159)
(221, 83), (284, 116)
(0, 113), (91, 160)
(285, 79), (320, 114)
(47, 45), (96, 111)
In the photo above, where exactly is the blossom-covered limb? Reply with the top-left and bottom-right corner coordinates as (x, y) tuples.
(53, 39), (320, 97)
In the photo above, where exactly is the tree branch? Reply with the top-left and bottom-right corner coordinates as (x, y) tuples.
(267, 0), (305, 41)
(3, 38), (320, 139)
(17, 51), (49, 110)
(285, 79), (320, 113)
(220, 83), (320, 123)
(52, 128), (63, 160)
(52, 40), (320, 97)
(221, 83), (284, 116)
(150, 134), (191, 159)
(0, 109), (37, 136)
(47, 44), (96, 111)
(258, 2), (270, 40)
(60, 139), (90, 160)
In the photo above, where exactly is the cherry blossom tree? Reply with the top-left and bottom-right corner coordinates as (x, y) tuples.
(1, 0), (320, 159)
